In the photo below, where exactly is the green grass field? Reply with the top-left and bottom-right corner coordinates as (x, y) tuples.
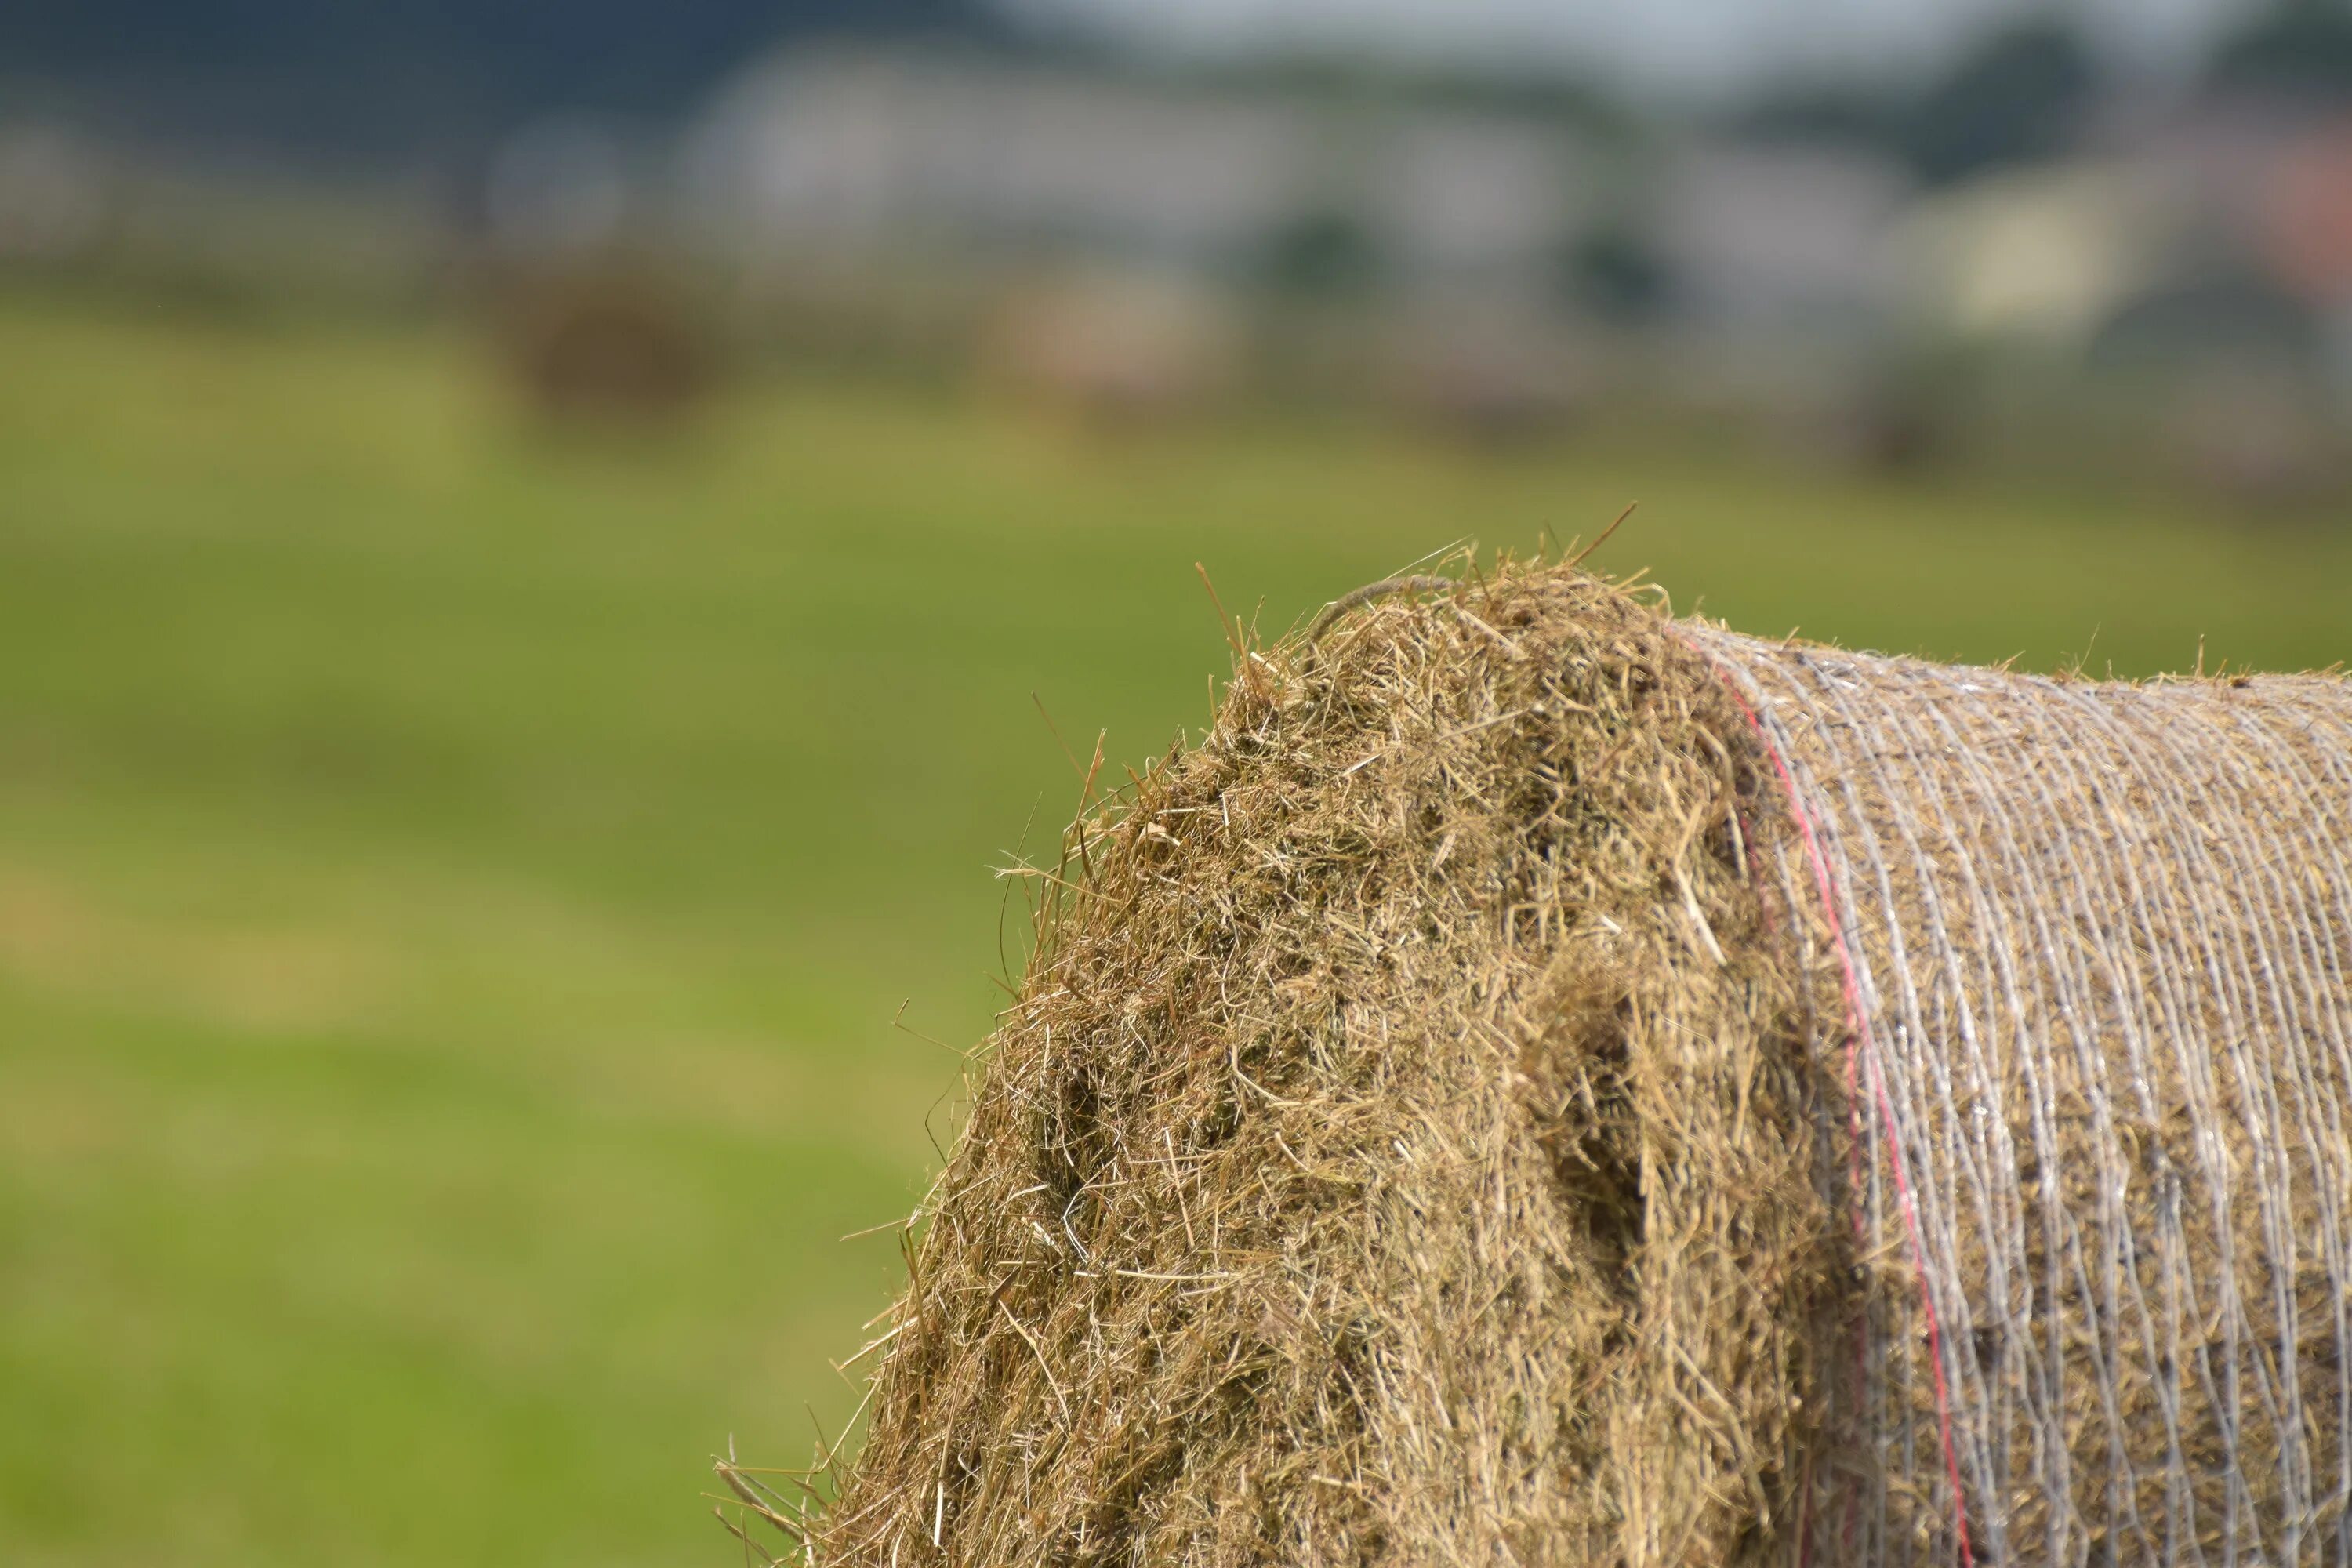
(0, 292), (2345, 1568)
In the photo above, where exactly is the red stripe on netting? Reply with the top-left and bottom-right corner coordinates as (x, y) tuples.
(1687, 642), (1977, 1568)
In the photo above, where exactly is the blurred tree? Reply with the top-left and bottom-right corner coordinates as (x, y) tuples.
(1899, 20), (2099, 185)
(1198, 57), (1631, 141)
(0, 0), (993, 158)
(1257, 209), (1385, 299)
(1733, 83), (1897, 147)
(2207, 0), (2352, 103)
(1560, 225), (1673, 323)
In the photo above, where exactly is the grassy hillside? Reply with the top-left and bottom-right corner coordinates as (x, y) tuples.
(0, 294), (2344, 1567)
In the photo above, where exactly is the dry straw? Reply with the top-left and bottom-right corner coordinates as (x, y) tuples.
(731, 559), (2352, 1566)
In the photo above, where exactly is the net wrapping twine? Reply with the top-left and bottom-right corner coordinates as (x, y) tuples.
(803, 565), (2352, 1568)
(1693, 627), (2352, 1566)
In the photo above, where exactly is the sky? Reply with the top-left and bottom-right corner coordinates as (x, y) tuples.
(1004, 0), (2247, 98)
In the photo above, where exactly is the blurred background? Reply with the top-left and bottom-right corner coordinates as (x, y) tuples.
(1, 2), (2348, 1565)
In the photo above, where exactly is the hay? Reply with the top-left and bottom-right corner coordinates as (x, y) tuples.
(778, 561), (2352, 1566)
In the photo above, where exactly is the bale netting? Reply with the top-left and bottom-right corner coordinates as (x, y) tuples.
(794, 563), (2352, 1567)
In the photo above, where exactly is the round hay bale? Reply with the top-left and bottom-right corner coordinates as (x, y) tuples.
(789, 564), (2352, 1566)
(979, 271), (1236, 432)
(492, 262), (713, 426)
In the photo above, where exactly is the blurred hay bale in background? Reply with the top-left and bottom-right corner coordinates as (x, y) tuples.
(978, 270), (1236, 432)
(489, 261), (716, 426)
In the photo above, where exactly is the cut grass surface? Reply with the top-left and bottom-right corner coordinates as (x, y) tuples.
(0, 292), (2345, 1567)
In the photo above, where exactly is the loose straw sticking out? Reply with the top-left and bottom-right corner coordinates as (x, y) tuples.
(1308, 575), (1455, 639)
(1566, 500), (1637, 568)
(789, 557), (2352, 1568)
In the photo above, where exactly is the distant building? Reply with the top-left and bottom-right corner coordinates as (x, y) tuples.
(1890, 163), (2183, 350)
(0, 124), (106, 263)
(1366, 114), (1594, 289)
(683, 50), (1309, 266)
(1650, 140), (1912, 335)
(2258, 115), (2352, 311)
(679, 46), (1597, 291)
(1892, 100), (2348, 394)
